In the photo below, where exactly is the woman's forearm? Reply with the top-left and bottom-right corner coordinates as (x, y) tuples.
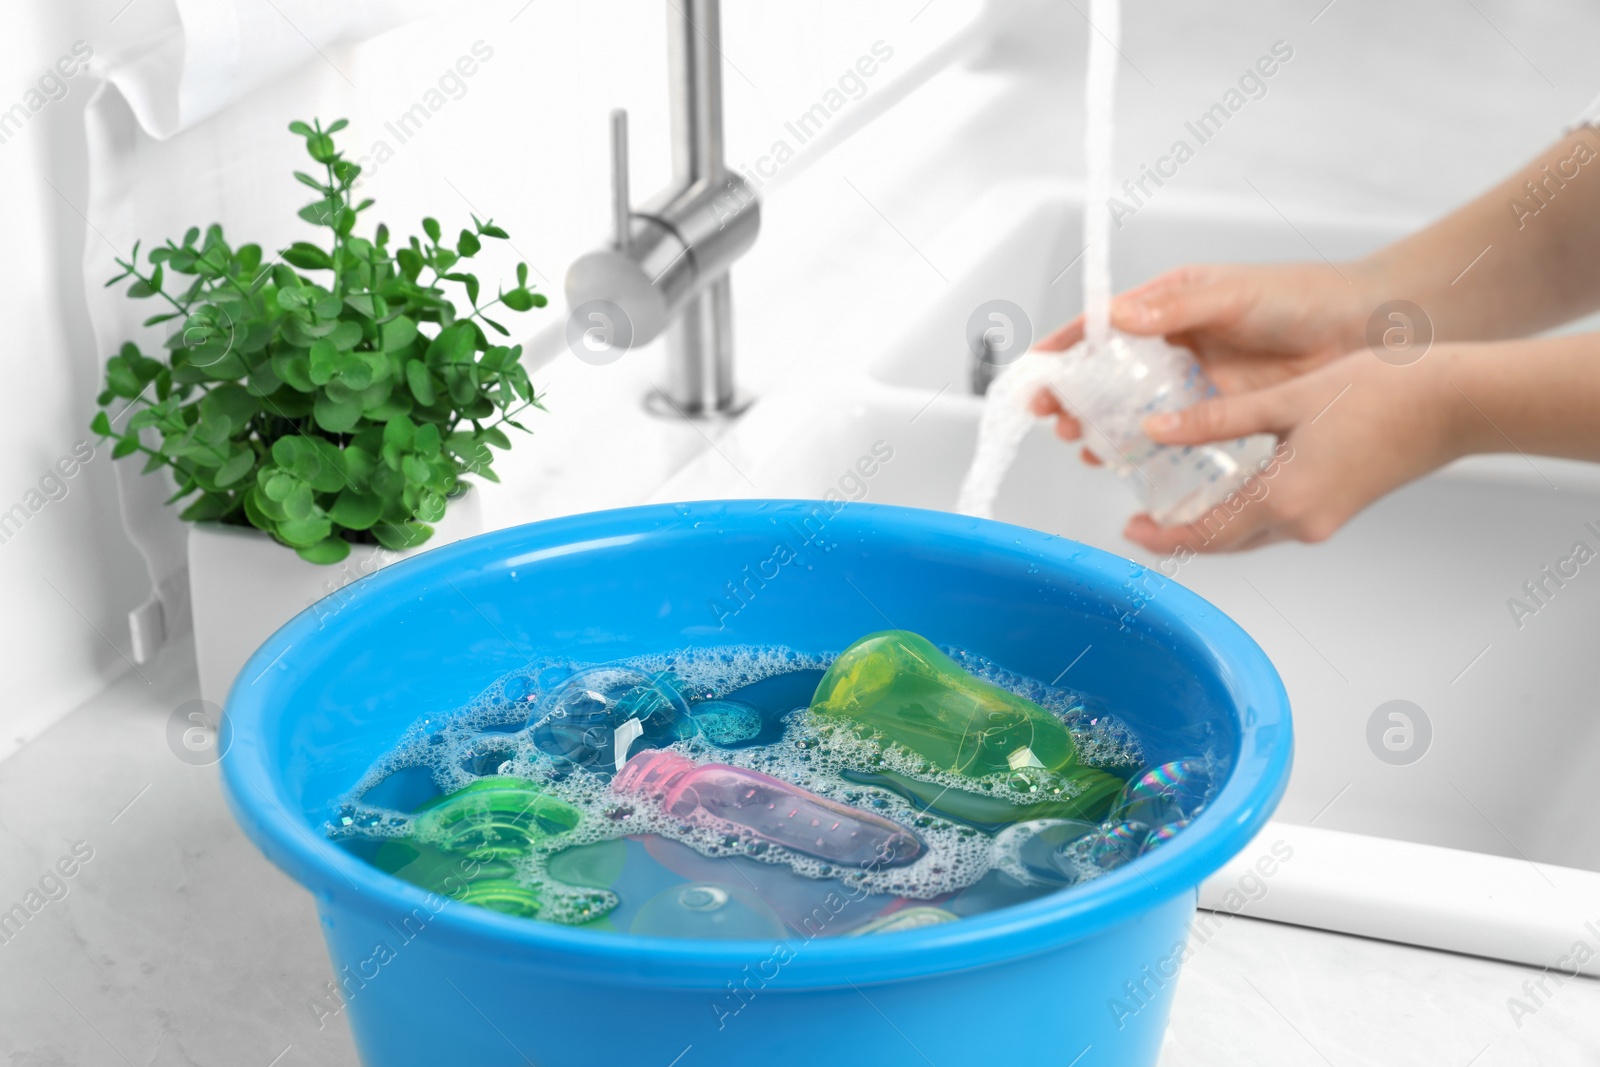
(1357, 127), (1600, 343)
(1436, 333), (1600, 462)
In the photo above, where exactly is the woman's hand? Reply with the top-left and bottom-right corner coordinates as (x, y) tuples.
(1030, 261), (1375, 457)
(1121, 346), (1471, 554)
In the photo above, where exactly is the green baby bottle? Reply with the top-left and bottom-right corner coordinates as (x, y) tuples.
(410, 775), (582, 859)
(374, 776), (582, 919)
(839, 765), (1121, 832)
(810, 630), (1082, 777)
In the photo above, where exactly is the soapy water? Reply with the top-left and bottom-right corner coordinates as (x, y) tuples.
(328, 643), (1223, 937)
(957, 0), (1277, 526)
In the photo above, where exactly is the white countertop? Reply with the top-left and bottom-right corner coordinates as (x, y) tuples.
(0, 655), (1594, 1067)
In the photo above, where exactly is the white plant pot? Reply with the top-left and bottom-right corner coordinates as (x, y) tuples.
(188, 488), (483, 706)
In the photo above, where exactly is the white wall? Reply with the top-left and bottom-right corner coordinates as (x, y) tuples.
(1104, 0), (1600, 222)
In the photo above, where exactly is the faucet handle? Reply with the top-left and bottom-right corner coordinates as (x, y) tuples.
(610, 108), (631, 252)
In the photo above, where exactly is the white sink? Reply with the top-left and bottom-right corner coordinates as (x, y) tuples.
(654, 183), (1600, 974)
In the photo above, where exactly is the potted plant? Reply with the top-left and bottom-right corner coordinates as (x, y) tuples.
(92, 118), (547, 702)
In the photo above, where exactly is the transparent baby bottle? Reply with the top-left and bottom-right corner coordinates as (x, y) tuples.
(1052, 332), (1278, 526)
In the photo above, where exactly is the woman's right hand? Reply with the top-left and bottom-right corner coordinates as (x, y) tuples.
(1029, 261), (1376, 454)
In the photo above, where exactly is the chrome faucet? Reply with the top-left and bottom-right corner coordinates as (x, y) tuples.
(565, 0), (760, 417)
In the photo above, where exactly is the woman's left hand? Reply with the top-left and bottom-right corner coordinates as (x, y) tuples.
(1123, 345), (1471, 554)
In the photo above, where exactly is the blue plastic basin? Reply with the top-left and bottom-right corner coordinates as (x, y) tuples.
(221, 501), (1292, 1067)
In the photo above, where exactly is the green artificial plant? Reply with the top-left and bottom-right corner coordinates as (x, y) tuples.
(91, 118), (546, 563)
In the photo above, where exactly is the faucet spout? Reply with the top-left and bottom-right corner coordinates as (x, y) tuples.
(564, 0), (760, 418)
(667, 0), (724, 189)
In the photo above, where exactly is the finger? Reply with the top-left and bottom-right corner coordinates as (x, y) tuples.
(1113, 267), (1247, 338)
(1036, 316), (1085, 352)
(1030, 387), (1085, 441)
(1116, 265), (1212, 304)
(1123, 499), (1279, 556)
(1029, 387), (1062, 416)
(1142, 389), (1290, 447)
(1124, 514), (1194, 555)
(1054, 414), (1083, 442)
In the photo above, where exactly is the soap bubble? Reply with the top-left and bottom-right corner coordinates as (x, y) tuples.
(1140, 819), (1189, 855)
(690, 699), (764, 746)
(990, 818), (1098, 887)
(532, 667), (693, 773)
(1084, 820), (1151, 871)
(1113, 759), (1212, 827)
(629, 882), (787, 940)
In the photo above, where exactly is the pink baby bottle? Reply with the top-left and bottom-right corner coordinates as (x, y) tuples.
(613, 750), (923, 868)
